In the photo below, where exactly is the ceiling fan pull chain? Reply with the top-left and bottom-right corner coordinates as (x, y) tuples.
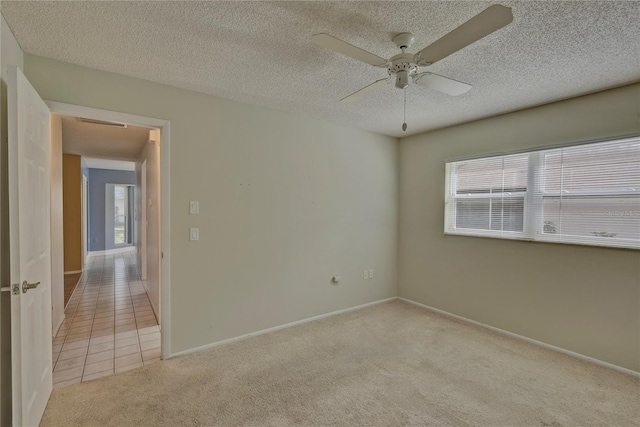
(402, 88), (408, 132)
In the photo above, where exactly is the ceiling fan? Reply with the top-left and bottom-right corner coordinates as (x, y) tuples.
(312, 4), (513, 109)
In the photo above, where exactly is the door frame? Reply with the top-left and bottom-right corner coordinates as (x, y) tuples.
(46, 101), (172, 360)
(140, 160), (148, 281)
(82, 173), (88, 266)
(109, 183), (135, 248)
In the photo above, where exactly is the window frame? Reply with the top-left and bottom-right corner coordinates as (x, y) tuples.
(444, 136), (640, 250)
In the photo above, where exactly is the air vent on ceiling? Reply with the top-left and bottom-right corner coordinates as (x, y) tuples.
(76, 117), (128, 128)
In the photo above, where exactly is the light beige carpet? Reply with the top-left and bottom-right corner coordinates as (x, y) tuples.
(41, 300), (639, 426)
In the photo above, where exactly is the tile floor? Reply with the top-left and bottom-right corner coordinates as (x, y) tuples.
(52, 249), (161, 388)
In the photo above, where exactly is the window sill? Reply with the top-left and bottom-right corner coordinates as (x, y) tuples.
(444, 230), (639, 251)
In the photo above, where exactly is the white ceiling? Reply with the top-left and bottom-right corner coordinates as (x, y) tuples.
(61, 115), (150, 161)
(4, 1), (640, 137)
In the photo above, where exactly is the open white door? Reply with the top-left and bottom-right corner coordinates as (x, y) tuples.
(8, 66), (52, 426)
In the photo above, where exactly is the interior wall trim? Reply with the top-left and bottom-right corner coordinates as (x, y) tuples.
(52, 315), (65, 339)
(399, 297), (640, 378)
(170, 297), (398, 358)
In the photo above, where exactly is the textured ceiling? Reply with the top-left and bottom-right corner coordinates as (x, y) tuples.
(61, 116), (150, 161)
(4, 1), (640, 137)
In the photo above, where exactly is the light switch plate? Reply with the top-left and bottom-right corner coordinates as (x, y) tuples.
(190, 201), (199, 214)
(190, 228), (199, 241)
(369, 269), (374, 279)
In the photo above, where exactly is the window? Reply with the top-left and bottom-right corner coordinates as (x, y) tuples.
(445, 136), (640, 249)
(114, 184), (134, 246)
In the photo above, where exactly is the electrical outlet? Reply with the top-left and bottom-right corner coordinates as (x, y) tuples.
(190, 201), (199, 214)
(369, 269), (374, 279)
(363, 270), (368, 280)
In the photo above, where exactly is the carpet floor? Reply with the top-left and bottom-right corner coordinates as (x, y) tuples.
(41, 300), (639, 426)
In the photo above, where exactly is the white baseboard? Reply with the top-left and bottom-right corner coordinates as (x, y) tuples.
(64, 271), (85, 310)
(89, 246), (135, 257)
(150, 299), (160, 325)
(170, 297), (397, 358)
(64, 270), (82, 275)
(52, 314), (65, 338)
(398, 297), (640, 378)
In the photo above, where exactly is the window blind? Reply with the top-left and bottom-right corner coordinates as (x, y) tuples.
(446, 153), (528, 237)
(445, 136), (640, 249)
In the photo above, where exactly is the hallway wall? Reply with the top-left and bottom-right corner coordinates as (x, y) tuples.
(50, 114), (65, 336)
(136, 130), (160, 319)
(63, 154), (82, 272)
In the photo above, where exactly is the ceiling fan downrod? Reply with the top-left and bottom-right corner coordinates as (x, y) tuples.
(402, 88), (408, 132)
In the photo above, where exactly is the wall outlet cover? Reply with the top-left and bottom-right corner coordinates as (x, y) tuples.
(190, 228), (199, 241)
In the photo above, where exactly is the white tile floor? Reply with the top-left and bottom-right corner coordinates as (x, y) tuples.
(52, 249), (161, 388)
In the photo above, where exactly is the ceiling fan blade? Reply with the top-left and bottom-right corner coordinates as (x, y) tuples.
(414, 73), (472, 96)
(417, 5), (513, 65)
(340, 79), (389, 103)
(312, 34), (387, 67)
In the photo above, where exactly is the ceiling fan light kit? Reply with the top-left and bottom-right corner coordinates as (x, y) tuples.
(311, 4), (513, 131)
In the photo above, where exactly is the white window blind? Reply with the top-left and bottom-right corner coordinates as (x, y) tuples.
(446, 153), (528, 237)
(445, 136), (640, 249)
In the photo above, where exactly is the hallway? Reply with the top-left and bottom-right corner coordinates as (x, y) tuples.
(52, 249), (161, 388)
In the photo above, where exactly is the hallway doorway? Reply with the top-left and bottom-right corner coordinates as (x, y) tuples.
(49, 103), (168, 388)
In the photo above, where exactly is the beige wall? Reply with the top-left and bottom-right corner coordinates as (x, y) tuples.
(399, 83), (640, 372)
(0, 14), (24, 427)
(137, 129), (161, 318)
(50, 114), (65, 335)
(62, 153), (82, 272)
(24, 54), (399, 355)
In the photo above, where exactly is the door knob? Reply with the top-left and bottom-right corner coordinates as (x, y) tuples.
(22, 281), (40, 293)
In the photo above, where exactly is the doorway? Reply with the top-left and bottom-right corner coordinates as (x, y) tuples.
(48, 105), (170, 389)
